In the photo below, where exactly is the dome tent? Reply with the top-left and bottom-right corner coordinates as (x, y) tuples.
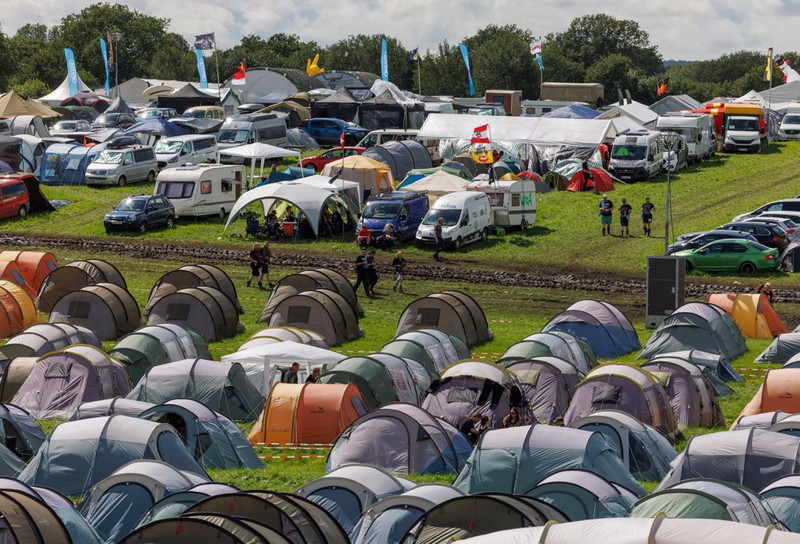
(0, 322), (100, 361)
(707, 292), (787, 338)
(0, 280), (38, 339)
(318, 356), (409, 410)
(265, 288), (363, 346)
(738, 369), (800, 418)
(761, 474), (800, 532)
(505, 357), (582, 424)
(48, 282), (140, 341)
(145, 286), (242, 342)
(0, 403), (46, 462)
(499, 331), (597, 373)
(362, 140), (432, 180)
(143, 264), (242, 319)
(35, 258), (125, 313)
(128, 481), (239, 528)
(644, 350), (740, 399)
(70, 398), (155, 420)
(542, 300), (640, 359)
(396, 290), (492, 348)
(384, 328), (469, 378)
(755, 332), (800, 363)
(0, 251), (58, 295)
(0, 260), (36, 298)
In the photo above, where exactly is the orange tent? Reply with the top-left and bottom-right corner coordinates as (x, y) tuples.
(707, 293), (787, 338)
(0, 251), (58, 294)
(0, 280), (38, 338)
(737, 369), (800, 424)
(0, 261), (35, 298)
(248, 382), (364, 445)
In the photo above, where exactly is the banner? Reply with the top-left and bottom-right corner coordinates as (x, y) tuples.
(195, 48), (208, 88)
(459, 43), (475, 96)
(764, 47), (774, 82)
(232, 62), (246, 85)
(409, 48), (419, 61)
(194, 33), (215, 51)
(470, 124), (493, 164)
(99, 38), (110, 94)
(381, 37), (389, 81)
(64, 48), (79, 96)
(107, 31), (115, 74)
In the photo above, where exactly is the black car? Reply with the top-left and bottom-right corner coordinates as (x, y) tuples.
(667, 230), (757, 255)
(91, 113), (137, 130)
(104, 194), (175, 233)
(717, 221), (789, 249)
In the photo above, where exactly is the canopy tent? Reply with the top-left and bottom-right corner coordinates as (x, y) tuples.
(310, 87), (361, 122)
(291, 174), (363, 215)
(157, 83), (218, 113)
(401, 169), (472, 197)
(706, 293), (787, 338)
(542, 104), (600, 119)
(219, 143), (300, 188)
(37, 74), (92, 105)
(598, 101), (659, 129)
(0, 90), (59, 119)
(321, 155), (395, 197)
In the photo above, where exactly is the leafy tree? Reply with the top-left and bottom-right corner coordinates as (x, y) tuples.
(147, 33), (196, 81)
(0, 24), (14, 92)
(417, 41), (470, 97)
(11, 79), (50, 98)
(325, 35), (413, 90)
(585, 54), (645, 103)
(465, 25), (538, 98)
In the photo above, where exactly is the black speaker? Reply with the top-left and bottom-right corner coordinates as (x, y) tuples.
(646, 256), (685, 329)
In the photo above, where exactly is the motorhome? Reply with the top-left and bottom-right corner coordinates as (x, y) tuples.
(520, 100), (590, 117)
(216, 113), (288, 156)
(153, 134), (218, 170)
(154, 164), (244, 219)
(656, 113), (714, 163)
(609, 130), (665, 181)
(467, 178), (536, 228)
(721, 103), (765, 153)
(416, 191), (490, 251)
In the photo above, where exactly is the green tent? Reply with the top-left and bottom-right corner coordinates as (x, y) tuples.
(318, 358), (399, 411)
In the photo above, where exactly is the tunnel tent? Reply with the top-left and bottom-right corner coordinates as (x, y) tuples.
(645, 352), (736, 399)
(80, 460), (208, 544)
(0, 261), (36, 298)
(237, 326), (327, 351)
(525, 469), (638, 521)
(515, 331), (597, 373)
(70, 398), (155, 420)
(127, 359), (264, 422)
(266, 289), (363, 346)
(760, 475), (800, 532)
(0, 251), (58, 295)
(707, 292), (787, 338)
(145, 286), (242, 342)
(0, 280), (38, 339)
(0, 322), (100, 361)
(386, 329), (469, 377)
(731, 410), (791, 431)
(19, 415), (207, 497)
(0, 488), (74, 542)
(768, 413), (800, 437)
(37, 141), (110, 185)
(138, 398), (263, 470)
(755, 332), (800, 363)
(0, 403), (46, 462)
(370, 352), (431, 404)
(505, 357), (581, 424)
(542, 300), (640, 359)
(738, 369), (800, 418)
(0, 357), (38, 402)
(396, 290), (492, 347)
(48, 282), (140, 341)
(260, 269), (363, 324)
(35, 258), (125, 313)
(144, 264), (242, 319)
(132, 482), (239, 527)
(318, 357), (403, 411)
(120, 513), (292, 544)
(362, 139), (433, 180)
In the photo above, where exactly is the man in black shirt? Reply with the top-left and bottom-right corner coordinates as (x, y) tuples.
(641, 197), (655, 236)
(619, 198), (632, 237)
(284, 362), (300, 384)
(306, 368), (321, 383)
(353, 247), (370, 296)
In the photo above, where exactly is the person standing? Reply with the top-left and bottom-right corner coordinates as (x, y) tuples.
(757, 282), (775, 303)
(392, 250), (407, 293)
(641, 197), (655, 236)
(366, 249), (378, 296)
(284, 362), (300, 384)
(306, 368), (321, 383)
(246, 242), (264, 288)
(353, 247), (370, 296)
(581, 160), (594, 191)
(599, 194), (614, 236)
(433, 217), (444, 261)
(619, 198), (633, 237)
(260, 240), (274, 288)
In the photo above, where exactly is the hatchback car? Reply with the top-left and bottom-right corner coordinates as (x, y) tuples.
(667, 230), (756, 255)
(104, 194), (175, 233)
(733, 199), (800, 222)
(717, 221), (789, 249)
(744, 216), (800, 241)
(300, 147), (365, 171)
(674, 239), (779, 274)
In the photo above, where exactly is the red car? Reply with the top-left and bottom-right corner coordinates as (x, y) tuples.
(300, 147), (365, 172)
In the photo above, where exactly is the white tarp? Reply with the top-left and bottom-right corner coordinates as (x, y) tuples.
(293, 174), (363, 211)
(598, 101), (659, 128)
(403, 169), (471, 196)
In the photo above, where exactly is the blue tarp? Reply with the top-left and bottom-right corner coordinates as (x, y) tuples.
(125, 119), (188, 137)
(543, 105), (600, 119)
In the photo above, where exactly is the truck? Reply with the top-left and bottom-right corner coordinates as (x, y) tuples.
(722, 103), (765, 153)
(656, 113), (714, 163)
(540, 82), (605, 108)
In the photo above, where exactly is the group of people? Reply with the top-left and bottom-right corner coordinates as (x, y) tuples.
(353, 247), (407, 297)
(599, 195), (655, 237)
(357, 224), (401, 250)
(460, 407), (537, 446)
(282, 362), (321, 384)
(246, 240), (273, 290)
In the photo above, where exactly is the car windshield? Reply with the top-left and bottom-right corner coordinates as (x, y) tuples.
(727, 118), (758, 131)
(750, 241), (770, 251)
(184, 110), (205, 118)
(94, 151), (124, 164)
(612, 145), (647, 160)
(217, 129), (249, 144)
(423, 209), (461, 227)
(141, 110), (165, 119)
(116, 198), (145, 211)
(363, 201), (402, 219)
(783, 115), (800, 124)
(94, 114), (118, 125)
(154, 140), (183, 154)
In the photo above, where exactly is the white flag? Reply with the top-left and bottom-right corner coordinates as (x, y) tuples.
(530, 40), (542, 56)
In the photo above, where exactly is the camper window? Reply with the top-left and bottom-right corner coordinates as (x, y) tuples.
(158, 181), (194, 199)
(221, 179), (232, 192)
(200, 180), (212, 195)
(485, 193), (504, 207)
(511, 194), (521, 207)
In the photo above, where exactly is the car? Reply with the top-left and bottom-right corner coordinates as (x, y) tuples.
(733, 199), (800, 222)
(103, 194), (175, 234)
(717, 221), (789, 249)
(50, 120), (91, 136)
(667, 230), (757, 255)
(90, 113), (137, 130)
(137, 108), (179, 120)
(299, 147), (365, 172)
(744, 216), (800, 241)
(0, 175), (30, 219)
(674, 238), (779, 274)
(183, 106), (225, 120)
(300, 118), (369, 146)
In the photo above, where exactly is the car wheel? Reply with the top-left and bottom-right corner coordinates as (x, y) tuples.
(480, 228), (488, 242)
(138, 222), (147, 234)
(117, 175), (127, 187)
(454, 237), (463, 251)
(105, 227), (111, 234)
(166, 216), (174, 229)
(218, 208), (225, 219)
(146, 170), (155, 183)
(685, 260), (693, 273)
(18, 206), (27, 219)
(740, 262), (756, 274)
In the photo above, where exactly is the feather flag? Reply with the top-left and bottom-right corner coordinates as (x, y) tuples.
(657, 77), (669, 96)
(232, 62), (246, 85)
(196, 49), (208, 88)
(764, 47), (774, 82)
(409, 48), (419, 61)
(99, 38), (110, 94)
(64, 48), (79, 96)
(470, 124), (493, 164)
(107, 31), (115, 73)
(459, 43), (475, 96)
(381, 37), (389, 81)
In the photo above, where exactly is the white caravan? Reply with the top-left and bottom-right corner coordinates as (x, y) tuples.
(154, 164), (244, 218)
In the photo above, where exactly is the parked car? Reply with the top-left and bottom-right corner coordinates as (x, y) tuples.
(717, 221), (789, 249)
(50, 120), (91, 136)
(300, 118), (369, 146)
(0, 175), (30, 219)
(357, 191), (430, 242)
(674, 239), (779, 274)
(138, 108), (178, 120)
(300, 147), (365, 171)
(183, 106), (225, 120)
(90, 113), (137, 130)
(733, 199), (800, 222)
(667, 230), (756, 255)
(85, 144), (158, 187)
(103, 194), (175, 234)
(744, 216), (800, 241)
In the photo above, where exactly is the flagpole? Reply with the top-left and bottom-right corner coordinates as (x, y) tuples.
(213, 33), (221, 106)
(417, 56), (422, 95)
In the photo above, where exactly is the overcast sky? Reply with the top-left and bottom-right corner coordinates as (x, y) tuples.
(4, 0), (799, 61)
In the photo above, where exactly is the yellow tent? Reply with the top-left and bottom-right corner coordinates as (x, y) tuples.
(0, 91), (59, 119)
(0, 279), (38, 338)
(322, 155), (394, 196)
(707, 293), (788, 338)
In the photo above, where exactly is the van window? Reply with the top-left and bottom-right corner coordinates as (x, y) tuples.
(157, 181), (194, 199)
(200, 180), (212, 194)
(1, 183), (26, 198)
(132, 149), (154, 162)
(182, 143), (193, 154)
(194, 138), (216, 151)
(123, 152), (133, 165)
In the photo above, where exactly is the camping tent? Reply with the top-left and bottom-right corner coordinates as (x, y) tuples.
(310, 87), (361, 121)
(144, 264), (241, 319)
(0, 261), (36, 298)
(755, 332), (800, 363)
(401, 169), (472, 197)
(738, 369), (800, 419)
(48, 282), (140, 341)
(145, 286), (241, 342)
(264, 289), (363, 346)
(248, 383), (365, 445)
(566, 167), (615, 192)
(35, 258), (125, 312)
(125, 481), (238, 528)
(321, 155), (394, 197)
(644, 350), (740, 399)
(542, 300), (640, 359)
(385, 328), (469, 378)
(0, 280), (38, 339)
(70, 398), (155, 420)
(0, 90), (60, 118)
(318, 357), (407, 410)
(359, 89), (424, 130)
(760, 475), (800, 532)
(259, 268), (363, 323)
(127, 359), (264, 421)
(506, 357), (581, 424)
(706, 293), (787, 338)
(0, 403), (46, 462)
(327, 403), (472, 475)
(396, 291), (492, 347)
(732, 410), (790, 431)
(362, 140), (432, 180)
(525, 469), (638, 520)
(37, 141), (109, 185)
(238, 326), (327, 350)
(0, 251), (56, 293)
(0, 322), (99, 361)
(157, 83), (219, 113)
(499, 331), (597, 373)
(650, 94), (704, 115)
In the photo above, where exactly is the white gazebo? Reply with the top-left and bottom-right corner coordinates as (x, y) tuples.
(218, 142), (301, 187)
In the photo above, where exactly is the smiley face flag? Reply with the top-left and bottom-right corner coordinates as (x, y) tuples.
(306, 54), (325, 77)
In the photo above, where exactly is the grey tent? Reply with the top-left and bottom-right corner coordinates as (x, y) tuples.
(132, 482), (239, 528)
(70, 397), (155, 420)
(238, 326), (328, 351)
(542, 300), (641, 359)
(36, 259), (126, 312)
(0, 322), (100, 360)
(259, 268), (363, 322)
(525, 469), (639, 520)
(499, 331), (597, 373)
(767, 413), (800, 436)
(396, 291), (492, 347)
(453, 425), (645, 496)
(318, 356), (410, 410)
(266, 289), (363, 346)
(139, 398), (264, 469)
(657, 428), (800, 491)
(0, 403), (46, 462)
(760, 474), (800, 532)
(310, 87), (361, 122)
(359, 90), (424, 131)
(755, 332), (800, 363)
(146, 286), (242, 342)
(384, 329), (470, 378)
(0, 487), (75, 542)
(157, 83), (218, 113)
(505, 357), (581, 424)
(80, 460), (208, 543)
(569, 410), (677, 482)
(327, 403), (472, 475)
(104, 96), (135, 115)
(362, 140), (432, 180)
(644, 350), (741, 399)
(109, 324), (211, 384)
(127, 359), (265, 421)
(120, 513), (293, 544)
(649, 94), (704, 115)
(732, 410), (791, 431)
(0, 357), (38, 402)
(49, 282), (140, 341)
(639, 302), (747, 361)
(144, 264), (242, 319)
(19, 415), (207, 497)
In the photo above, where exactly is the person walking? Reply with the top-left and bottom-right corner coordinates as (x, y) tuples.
(246, 242), (265, 288)
(366, 249), (378, 296)
(259, 240), (274, 288)
(599, 194), (614, 236)
(392, 250), (407, 292)
(619, 198), (633, 237)
(433, 217), (444, 261)
(353, 247), (370, 297)
(757, 282), (775, 303)
(641, 197), (655, 236)
(581, 160), (594, 191)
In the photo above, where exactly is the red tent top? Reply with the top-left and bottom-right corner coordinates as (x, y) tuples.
(567, 168), (614, 192)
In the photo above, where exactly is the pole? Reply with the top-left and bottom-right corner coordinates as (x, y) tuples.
(113, 33), (121, 98)
(417, 56), (422, 96)
(213, 34), (222, 106)
(663, 138), (672, 256)
(538, 63), (543, 100)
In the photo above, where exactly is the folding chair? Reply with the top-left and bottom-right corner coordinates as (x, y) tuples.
(281, 221), (297, 242)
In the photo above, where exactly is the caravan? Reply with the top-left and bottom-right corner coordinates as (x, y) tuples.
(154, 164), (244, 219)
(609, 129), (665, 181)
(468, 178), (536, 228)
(656, 113), (714, 163)
(416, 191), (490, 250)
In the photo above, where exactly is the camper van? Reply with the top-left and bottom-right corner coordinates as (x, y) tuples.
(154, 135), (218, 170)
(216, 113), (288, 159)
(656, 113), (714, 163)
(154, 164), (244, 219)
(84, 144), (158, 187)
(467, 178), (536, 228)
(416, 191), (490, 251)
(609, 130), (665, 181)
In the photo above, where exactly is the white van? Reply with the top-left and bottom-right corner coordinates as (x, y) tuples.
(357, 129), (420, 148)
(154, 164), (244, 218)
(468, 178), (536, 228)
(656, 113), (714, 163)
(416, 191), (491, 251)
(153, 134), (218, 170)
(609, 130), (665, 181)
(778, 106), (800, 141)
(85, 144), (157, 187)
(217, 113), (288, 160)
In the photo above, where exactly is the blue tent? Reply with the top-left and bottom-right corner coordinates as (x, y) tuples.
(125, 119), (188, 138)
(38, 142), (108, 185)
(542, 301), (641, 359)
(542, 105), (599, 119)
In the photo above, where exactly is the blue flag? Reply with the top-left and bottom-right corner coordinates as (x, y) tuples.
(409, 48), (419, 61)
(459, 43), (475, 96)
(99, 38), (110, 94)
(534, 54), (544, 70)
(64, 48), (79, 96)
(195, 48), (208, 88)
(381, 37), (389, 81)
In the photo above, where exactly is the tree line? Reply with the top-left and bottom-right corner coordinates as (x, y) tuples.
(1, 3), (792, 106)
